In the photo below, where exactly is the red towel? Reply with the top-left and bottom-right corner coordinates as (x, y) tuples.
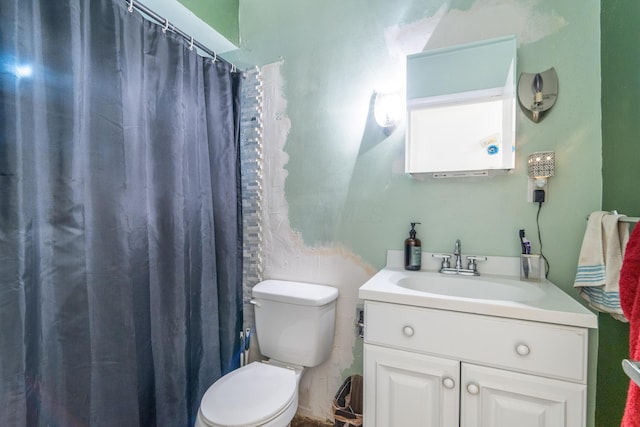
(621, 224), (640, 426)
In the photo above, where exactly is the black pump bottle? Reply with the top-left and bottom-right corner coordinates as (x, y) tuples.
(404, 222), (422, 270)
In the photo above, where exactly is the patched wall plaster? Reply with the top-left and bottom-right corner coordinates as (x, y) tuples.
(258, 62), (375, 420)
(382, 0), (569, 91)
(421, 0), (568, 51)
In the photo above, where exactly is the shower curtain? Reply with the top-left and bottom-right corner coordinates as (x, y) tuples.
(0, 1), (242, 426)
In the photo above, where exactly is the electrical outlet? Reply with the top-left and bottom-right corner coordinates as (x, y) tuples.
(527, 178), (548, 202)
(356, 305), (364, 338)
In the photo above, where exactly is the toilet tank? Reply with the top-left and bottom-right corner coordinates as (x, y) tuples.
(251, 280), (339, 367)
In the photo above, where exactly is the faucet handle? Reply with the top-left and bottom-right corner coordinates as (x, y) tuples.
(466, 256), (487, 272)
(432, 253), (451, 269)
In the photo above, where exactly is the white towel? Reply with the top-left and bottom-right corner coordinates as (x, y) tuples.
(574, 211), (630, 321)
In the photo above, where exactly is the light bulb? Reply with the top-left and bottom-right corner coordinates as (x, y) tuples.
(374, 91), (402, 128)
(532, 73), (543, 105)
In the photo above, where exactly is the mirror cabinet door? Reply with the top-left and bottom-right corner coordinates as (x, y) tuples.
(406, 36), (516, 176)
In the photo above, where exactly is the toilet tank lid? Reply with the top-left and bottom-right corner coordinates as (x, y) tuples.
(252, 280), (339, 306)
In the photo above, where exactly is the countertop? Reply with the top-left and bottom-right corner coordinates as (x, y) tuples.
(358, 250), (597, 329)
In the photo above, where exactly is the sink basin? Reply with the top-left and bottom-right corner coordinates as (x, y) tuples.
(394, 271), (545, 302)
(357, 250), (598, 329)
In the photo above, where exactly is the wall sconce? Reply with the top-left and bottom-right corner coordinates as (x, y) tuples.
(373, 90), (402, 132)
(517, 68), (558, 123)
(527, 151), (555, 202)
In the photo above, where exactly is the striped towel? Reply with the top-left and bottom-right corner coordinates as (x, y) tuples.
(574, 211), (630, 321)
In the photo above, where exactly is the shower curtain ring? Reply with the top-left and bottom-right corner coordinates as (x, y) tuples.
(162, 18), (169, 33)
(189, 37), (194, 51)
(212, 52), (217, 63)
(127, 0), (134, 13)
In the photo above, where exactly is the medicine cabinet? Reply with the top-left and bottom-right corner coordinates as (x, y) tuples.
(406, 36), (516, 177)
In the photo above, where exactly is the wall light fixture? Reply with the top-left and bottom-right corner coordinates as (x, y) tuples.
(373, 90), (402, 130)
(527, 151), (555, 202)
(517, 68), (558, 123)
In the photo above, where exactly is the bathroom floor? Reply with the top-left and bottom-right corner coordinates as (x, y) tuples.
(291, 415), (333, 427)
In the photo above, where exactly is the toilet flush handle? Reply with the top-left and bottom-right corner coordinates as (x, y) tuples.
(249, 299), (261, 308)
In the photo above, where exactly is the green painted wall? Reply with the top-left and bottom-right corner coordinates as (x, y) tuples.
(177, 0), (239, 45)
(234, 0), (602, 424)
(235, 3), (601, 291)
(599, 0), (640, 425)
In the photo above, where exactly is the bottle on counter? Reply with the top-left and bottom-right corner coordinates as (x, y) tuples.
(404, 222), (422, 271)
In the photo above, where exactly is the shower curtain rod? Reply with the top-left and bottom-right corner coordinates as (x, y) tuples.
(125, 0), (237, 71)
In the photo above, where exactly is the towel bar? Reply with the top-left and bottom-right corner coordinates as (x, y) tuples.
(622, 359), (640, 386)
(584, 214), (639, 223)
(619, 217), (640, 223)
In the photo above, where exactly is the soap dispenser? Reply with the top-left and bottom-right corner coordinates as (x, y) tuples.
(404, 222), (422, 271)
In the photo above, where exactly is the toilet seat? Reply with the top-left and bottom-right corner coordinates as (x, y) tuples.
(199, 361), (298, 427)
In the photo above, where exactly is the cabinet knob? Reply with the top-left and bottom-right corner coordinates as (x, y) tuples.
(466, 383), (480, 395)
(516, 343), (531, 356)
(442, 377), (455, 389)
(402, 326), (415, 337)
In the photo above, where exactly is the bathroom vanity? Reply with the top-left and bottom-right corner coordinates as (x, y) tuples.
(358, 251), (597, 427)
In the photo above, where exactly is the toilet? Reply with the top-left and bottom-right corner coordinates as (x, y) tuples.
(195, 279), (339, 427)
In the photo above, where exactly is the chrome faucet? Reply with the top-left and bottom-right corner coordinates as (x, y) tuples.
(453, 239), (462, 270)
(433, 239), (487, 276)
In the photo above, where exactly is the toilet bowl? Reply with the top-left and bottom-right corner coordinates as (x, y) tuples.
(195, 280), (338, 427)
(195, 361), (302, 427)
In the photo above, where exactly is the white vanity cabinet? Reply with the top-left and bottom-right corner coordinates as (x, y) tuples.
(364, 345), (460, 426)
(461, 364), (585, 427)
(363, 301), (589, 427)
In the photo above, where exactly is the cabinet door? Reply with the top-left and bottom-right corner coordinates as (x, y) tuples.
(461, 364), (586, 427)
(364, 344), (460, 427)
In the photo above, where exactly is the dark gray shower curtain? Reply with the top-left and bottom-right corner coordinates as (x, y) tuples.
(0, 1), (242, 426)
